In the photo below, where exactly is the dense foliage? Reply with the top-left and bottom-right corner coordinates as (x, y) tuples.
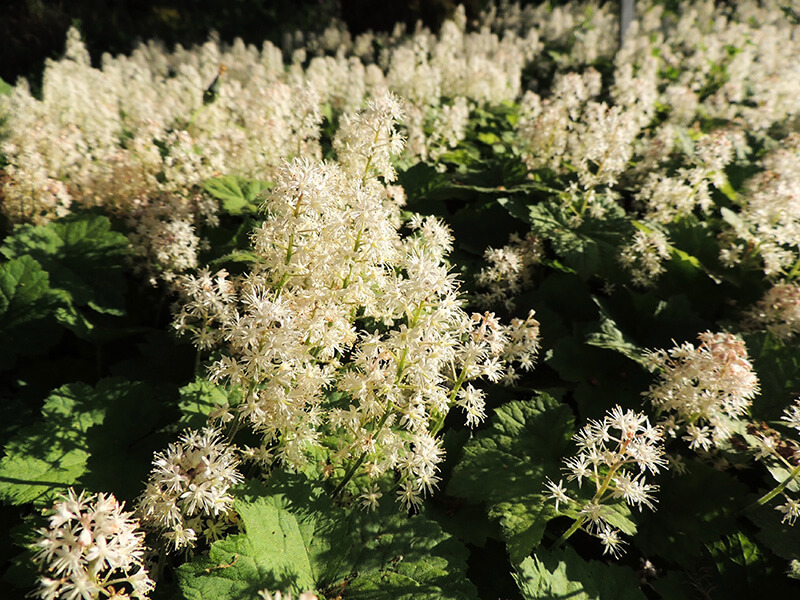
(2, 1), (800, 598)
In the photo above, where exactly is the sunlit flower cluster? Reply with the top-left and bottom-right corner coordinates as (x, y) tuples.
(136, 427), (242, 552)
(719, 133), (800, 277)
(645, 331), (760, 451)
(475, 232), (542, 310)
(545, 406), (667, 556)
(742, 282), (800, 340)
(1, 1), (588, 281)
(32, 489), (153, 600)
(174, 93), (540, 510)
(617, 226), (671, 288)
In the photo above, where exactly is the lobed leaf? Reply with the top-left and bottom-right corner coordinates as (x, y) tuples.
(0, 214), (130, 315)
(448, 394), (574, 563)
(179, 475), (477, 600)
(204, 176), (272, 215)
(514, 546), (647, 600)
(0, 255), (66, 369)
(0, 378), (171, 506)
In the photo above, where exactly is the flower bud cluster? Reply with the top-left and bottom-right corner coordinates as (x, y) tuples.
(32, 489), (154, 600)
(136, 427), (242, 552)
(645, 331), (759, 451)
(545, 406), (667, 557)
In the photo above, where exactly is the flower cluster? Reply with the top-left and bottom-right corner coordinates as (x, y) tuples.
(474, 232), (543, 310)
(5, 0), (800, 287)
(617, 226), (671, 288)
(742, 282), (800, 340)
(719, 133), (800, 277)
(32, 489), (153, 600)
(258, 591), (318, 600)
(174, 93), (540, 510)
(136, 427), (242, 552)
(545, 406), (667, 556)
(737, 399), (800, 527)
(0, 2), (575, 281)
(645, 331), (760, 451)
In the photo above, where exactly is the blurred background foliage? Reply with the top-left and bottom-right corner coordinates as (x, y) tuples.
(0, 0), (512, 88)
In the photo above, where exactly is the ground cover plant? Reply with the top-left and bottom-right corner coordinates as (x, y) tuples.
(1, 0), (800, 598)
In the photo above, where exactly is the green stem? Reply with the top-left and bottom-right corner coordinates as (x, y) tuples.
(342, 227), (364, 289)
(744, 462), (800, 513)
(155, 540), (168, 582)
(555, 515), (587, 547)
(555, 458), (624, 547)
(194, 348), (203, 378)
(332, 406), (394, 497)
(430, 364), (469, 436)
(361, 125), (383, 186)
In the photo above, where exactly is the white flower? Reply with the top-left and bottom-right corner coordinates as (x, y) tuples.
(137, 427), (242, 551)
(32, 489), (153, 600)
(359, 485), (383, 512)
(597, 524), (627, 557)
(547, 406), (666, 557)
(782, 398), (800, 434)
(646, 331), (759, 450)
(544, 478), (571, 513)
(777, 497), (800, 526)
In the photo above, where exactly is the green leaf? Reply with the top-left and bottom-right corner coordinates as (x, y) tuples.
(718, 179), (738, 202)
(0, 378), (171, 506)
(204, 176), (271, 215)
(0, 214), (130, 314)
(506, 201), (629, 280)
(743, 331), (800, 421)
(585, 299), (650, 367)
(477, 132), (502, 146)
(747, 502), (800, 563)
(635, 460), (747, 566)
(448, 394), (574, 563)
(0, 77), (11, 96)
(345, 508), (478, 600)
(397, 162), (449, 203)
(0, 256), (55, 328)
(207, 250), (261, 270)
(179, 494), (317, 599)
(178, 378), (241, 429)
(0, 255), (65, 369)
(514, 547), (647, 600)
(179, 476), (478, 600)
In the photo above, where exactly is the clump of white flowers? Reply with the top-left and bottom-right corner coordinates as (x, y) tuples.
(174, 92), (540, 509)
(770, 399), (800, 525)
(719, 133), (800, 277)
(645, 331), (759, 451)
(738, 398), (800, 527)
(638, 129), (741, 225)
(258, 591), (318, 600)
(32, 488), (154, 600)
(617, 225), (671, 288)
(475, 232), (543, 310)
(545, 406), (667, 557)
(742, 282), (800, 340)
(136, 427), (242, 552)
